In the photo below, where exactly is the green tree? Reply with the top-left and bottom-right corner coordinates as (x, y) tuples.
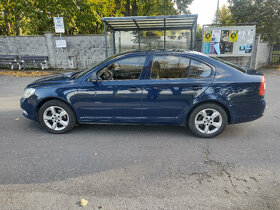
(0, 0), (30, 35)
(173, 0), (194, 15)
(0, 0), (194, 36)
(212, 4), (233, 25)
(228, 0), (280, 44)
(196, 24), (202, 40)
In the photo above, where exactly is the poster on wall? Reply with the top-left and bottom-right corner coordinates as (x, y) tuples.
(210, 42), (217, 54)
(229, 30), (238, 42)
(202, 42), (210, 54)
(221, 30), (229, 42)
(203, 30), (212, 42)
(245, 44), (252, 53)
(214, 43), (220, 55)
(211, 30), (221, 42)
(239, 45), (246, 54)
(220, 41), (233, 54)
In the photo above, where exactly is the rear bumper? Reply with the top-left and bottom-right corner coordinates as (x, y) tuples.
(230, 99), (266, 124)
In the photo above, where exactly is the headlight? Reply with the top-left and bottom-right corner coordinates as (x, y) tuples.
(23, 88), (35, 98)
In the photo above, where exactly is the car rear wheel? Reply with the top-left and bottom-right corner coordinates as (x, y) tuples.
(188, 103), (227, 138)
(38, 100), (76, 134)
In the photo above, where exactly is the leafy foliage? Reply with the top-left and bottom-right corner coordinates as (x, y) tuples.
(214, 1), (280, 44)
(212, 5), (233, 25)
(0, 0), (193, 36)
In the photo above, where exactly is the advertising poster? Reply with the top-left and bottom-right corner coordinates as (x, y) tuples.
(204, 30), (212, 42)
(211, 30), (221, 42)
(245, 44), (252, 53)
(220, 41), (233, 54)
(220, 30), (229, 42)
(210, 42), (218, 54)
(239, 45), (246, 54)
(214, 43), (220, 55)
(229, 30), (238, 42)
(202, 42), (210, 54)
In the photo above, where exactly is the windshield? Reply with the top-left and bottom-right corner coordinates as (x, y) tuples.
(212, 57), (246, 73)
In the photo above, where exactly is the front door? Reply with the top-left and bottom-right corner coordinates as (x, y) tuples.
(78, 55), (147, 123)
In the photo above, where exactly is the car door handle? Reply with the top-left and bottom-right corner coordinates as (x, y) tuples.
(191, 85), (202, 91)
(128, 87), (139, 92)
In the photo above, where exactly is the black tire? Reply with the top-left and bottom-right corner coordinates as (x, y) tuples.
(38, 100), (76, 134)
(187, 103), (228, 138)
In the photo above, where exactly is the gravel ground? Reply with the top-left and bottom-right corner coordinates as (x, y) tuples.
(0, 70), (279, 210)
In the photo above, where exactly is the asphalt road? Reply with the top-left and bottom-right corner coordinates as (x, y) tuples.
(0, 71), (280, 210)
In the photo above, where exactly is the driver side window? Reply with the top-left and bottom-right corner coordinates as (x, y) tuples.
(97, 56), (146, 81)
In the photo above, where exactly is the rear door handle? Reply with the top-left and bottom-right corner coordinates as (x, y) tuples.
(128, 87), (139, 92)
(191, 85), (202, 91)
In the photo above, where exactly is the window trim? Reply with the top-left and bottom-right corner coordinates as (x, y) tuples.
(149, 54), (214, 80)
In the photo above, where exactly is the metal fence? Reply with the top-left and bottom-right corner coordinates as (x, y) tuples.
(271, 45), (280, 64)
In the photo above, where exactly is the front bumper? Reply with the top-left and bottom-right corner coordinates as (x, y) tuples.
(20, 97), (37, 121)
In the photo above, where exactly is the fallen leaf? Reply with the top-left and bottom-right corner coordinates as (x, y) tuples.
(80, 199), (88, 207)
(15, 118), (20, 121)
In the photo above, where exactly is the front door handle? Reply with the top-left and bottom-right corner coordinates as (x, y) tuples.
(191, 85), (202, 91)
(128, 87), (139, 92)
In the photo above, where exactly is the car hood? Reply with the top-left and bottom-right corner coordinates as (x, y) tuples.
(26, 72), (75, 88)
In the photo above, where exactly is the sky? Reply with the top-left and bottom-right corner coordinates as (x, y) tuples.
(188, 0), (229, 26)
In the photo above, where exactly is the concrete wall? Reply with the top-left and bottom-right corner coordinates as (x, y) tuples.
(0, 33), (272, 70)
(254, 39), (272, 69)
(0, 33), (106, 69)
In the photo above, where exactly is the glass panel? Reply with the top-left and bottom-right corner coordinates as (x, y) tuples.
(115, 31), (139, 53)
(139, 31), (164, 50)
(97, 56), (146, 80)
(188, 59), (212, 78)
(151, 56), (190, 79)
(165, 30), (191, 50)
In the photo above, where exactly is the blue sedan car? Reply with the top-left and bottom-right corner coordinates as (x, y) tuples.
(20, 51), (266, 138)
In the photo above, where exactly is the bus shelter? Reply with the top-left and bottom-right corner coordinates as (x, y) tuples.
(102, 15), (198, 58)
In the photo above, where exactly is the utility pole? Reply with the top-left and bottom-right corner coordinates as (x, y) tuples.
(215, 0), (220, 25)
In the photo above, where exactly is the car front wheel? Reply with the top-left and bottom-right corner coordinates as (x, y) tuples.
(188, 103), (227, 138)
(38, 100), (76, 134)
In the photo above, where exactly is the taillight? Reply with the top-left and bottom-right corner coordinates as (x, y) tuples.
(259, 76), (265, 96)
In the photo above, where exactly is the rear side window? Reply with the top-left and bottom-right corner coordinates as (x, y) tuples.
(188, 59), (212, 78)
(151, 55), (212, 79)
(97, 56), (146, 80)
(151, 55), (190, 79)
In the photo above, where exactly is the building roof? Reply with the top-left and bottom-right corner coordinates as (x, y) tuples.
(102, 15), (198, 31)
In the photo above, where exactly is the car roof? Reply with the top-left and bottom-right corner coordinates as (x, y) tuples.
(119, 49), (207, 58)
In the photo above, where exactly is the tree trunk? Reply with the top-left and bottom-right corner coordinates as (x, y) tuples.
(125, 0), (130, 16)
(132, 0), (137, 16)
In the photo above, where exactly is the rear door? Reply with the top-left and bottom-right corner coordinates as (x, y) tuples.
(141, 53), (214, 123)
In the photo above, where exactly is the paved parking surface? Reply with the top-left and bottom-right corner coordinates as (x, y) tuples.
(0, 71), (280, 209)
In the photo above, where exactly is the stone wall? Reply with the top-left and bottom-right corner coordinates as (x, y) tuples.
(0, 33), (272, 70)
(0, 33), (106, 69)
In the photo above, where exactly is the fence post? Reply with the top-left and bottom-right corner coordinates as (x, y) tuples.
(251, 35), (260, 69)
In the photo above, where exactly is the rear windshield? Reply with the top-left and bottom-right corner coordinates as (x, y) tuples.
(212, 57), (246, 73)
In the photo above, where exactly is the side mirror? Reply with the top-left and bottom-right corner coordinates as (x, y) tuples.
(88, 72), (102, 83)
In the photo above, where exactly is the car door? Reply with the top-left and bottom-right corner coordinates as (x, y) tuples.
(141, 53), (214, 123)
(77, 55), (148, 122)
